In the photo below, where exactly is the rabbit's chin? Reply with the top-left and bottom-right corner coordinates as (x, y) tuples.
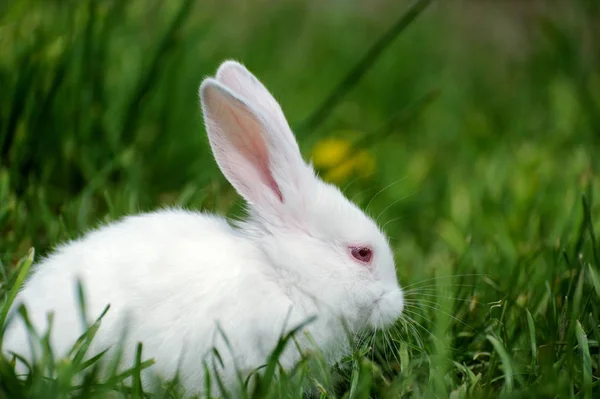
(368, 289), (404, 329)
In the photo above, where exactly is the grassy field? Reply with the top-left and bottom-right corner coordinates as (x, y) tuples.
(1, 0), (600, 397)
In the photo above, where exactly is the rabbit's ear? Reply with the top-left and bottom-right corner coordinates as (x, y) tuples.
(200, 78), (309, 215)
(215, 61), (292, 144)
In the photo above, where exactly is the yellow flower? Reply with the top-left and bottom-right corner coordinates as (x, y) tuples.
(311, 136), (375, 184)
(312, 138), (351, 168)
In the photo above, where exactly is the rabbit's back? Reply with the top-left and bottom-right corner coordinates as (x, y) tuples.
(4, 209), (290, 384)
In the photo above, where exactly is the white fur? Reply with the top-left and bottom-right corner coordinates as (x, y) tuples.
(2, 61), (404, 394)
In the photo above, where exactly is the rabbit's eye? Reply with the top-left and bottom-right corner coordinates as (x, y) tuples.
(350, 246), (373, 264)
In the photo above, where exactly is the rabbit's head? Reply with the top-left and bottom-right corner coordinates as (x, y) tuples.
(200, 61), (403, 332)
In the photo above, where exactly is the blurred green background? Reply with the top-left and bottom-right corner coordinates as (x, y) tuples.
(1, 0), (600, 397)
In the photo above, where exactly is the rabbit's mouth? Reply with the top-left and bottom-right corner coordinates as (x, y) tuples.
(368, 289), (404, 329)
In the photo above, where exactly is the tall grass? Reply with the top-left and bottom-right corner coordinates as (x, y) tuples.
(1, 0), (599, 397)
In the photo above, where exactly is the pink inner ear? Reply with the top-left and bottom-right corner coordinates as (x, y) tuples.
(227, 106), (283, 202)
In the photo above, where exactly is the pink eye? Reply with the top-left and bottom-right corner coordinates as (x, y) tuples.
(350, 246), (373, 264)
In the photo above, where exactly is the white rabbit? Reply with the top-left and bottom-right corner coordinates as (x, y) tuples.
(2, 61), (404, 394)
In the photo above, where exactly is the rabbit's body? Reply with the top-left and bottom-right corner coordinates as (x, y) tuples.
(5, 210), (338, 387)
(3, 61), (404, 394)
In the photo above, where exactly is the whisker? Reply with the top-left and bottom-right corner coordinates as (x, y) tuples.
(402, 274), (488, 290)
(373, 328), (404, 370)
(404, 298), (450, 306)
(382, 330), (392, 365)
(400, 308), (434, 330)
(376, 191), (419, 224)
(365, 176), (407, 213)
(394, 319), (426, 352)
(370, 330), (377, 365)
(404, 302), (475, 331)
(381, 215), (407, 232)
(399, 312), (453, 352)
(404, 285), (475, 291)
(404, 285), (476, 294)
(403, 284), (474, 295)
(404, 298), (477, 312)
(404, 283), (478, 292)
(403, 293), (479, 304)
(398, 312), (439, 347)
(341, 175), (362, 194)
(385, 331), (403, 366)
(405, 325), (427, 351)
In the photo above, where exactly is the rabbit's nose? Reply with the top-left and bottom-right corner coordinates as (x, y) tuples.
(369, 289), (404, 328)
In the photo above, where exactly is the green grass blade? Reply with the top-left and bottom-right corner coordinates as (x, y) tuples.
(525, 309), (537, 367)
(582, 195), (600, 269)
(0, 248), (34, 344)
(487, 335), (514, 392)
(586, 263), (600, 298)
(575, 321), (592, 399)
(131, 342), (145, 399)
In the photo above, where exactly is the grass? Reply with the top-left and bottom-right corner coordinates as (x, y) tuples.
(1, 0), (600, 397)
